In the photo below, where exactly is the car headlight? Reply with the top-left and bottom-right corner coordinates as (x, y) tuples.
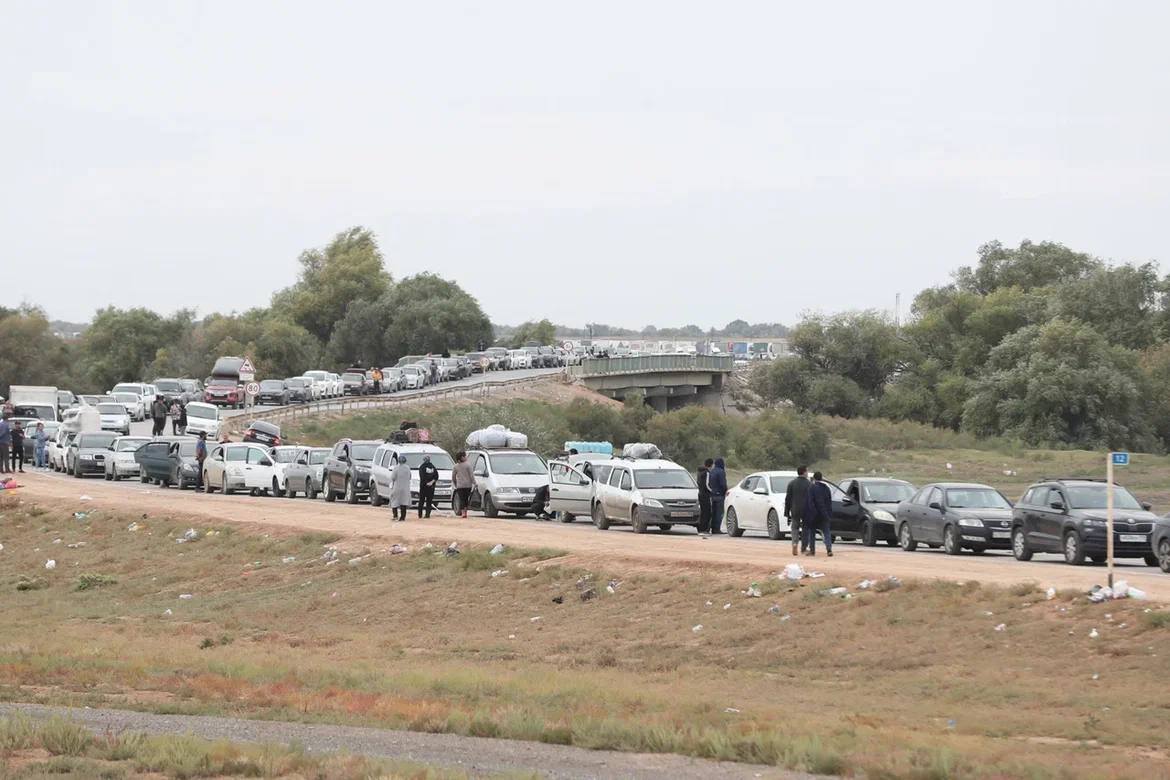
(958, 517), (984, 527)
(496, 487), (520, 495)
(872, 509), (895, 523)
(81, 454), (95, 460)
(643, 498), (663, 508)
(1084, 518), (1107, 527)
(182, 464), (198, 473)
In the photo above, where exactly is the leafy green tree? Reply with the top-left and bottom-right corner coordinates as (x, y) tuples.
(277, 227), (392, 343)
(509, 319), (557, 348)
(327, 296), (393, 366)
(79, 307), (189, 390)
(908, 286), (1044, 375)
(790, 311), (910, 397)
(954, 239), (1100, 295)
(805, 374), (866, 418)
(381, 274), (493, 360)
(747, 358), (811, 409)
(962, 318), (1153, 448)
(643, 406), (735, 469)
(734, 410), (830, 469)
(0, 306), (72, 395)
(256, 319), (321, 377)
(1049, 262), (1164, 350)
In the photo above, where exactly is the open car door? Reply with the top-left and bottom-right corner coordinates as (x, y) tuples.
(548, 460), (593, 521)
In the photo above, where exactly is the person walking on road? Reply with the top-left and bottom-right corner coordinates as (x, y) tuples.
(802, 471), (834, 557)
(151, 396), (167, 437)
(452, 451), (474, 517)
(784, 466), (812, 556)
(0, 415), (11, 475)
(389, 454), (412, 522)
(169, 399), (182, 435)
(708, 457), (728, 534)
(32, 422), (48, 469)
(9, 421), (25, 472)
(372, 368), (383, 395)
(696, 458), (713, 534)
(417, 454), (439, 518)
(177, 402), (188, 435)
(195, 432), (208, 490)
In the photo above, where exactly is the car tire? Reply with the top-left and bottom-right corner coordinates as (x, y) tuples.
(370, 482), (384, 507)
(593, 501), (610, 530)
(766, 510), (781, 540)
(658, 524), (671, 533)
(927, 543), (941, 550)
(1063, 531), (1086, 565)
(885, 538), (898, 547)
(306, 479), (317, 500)
(222, 474), (232, 496)
(345, 478), (358, 504)
(105, 470), (113, 481)
(861, 520), (877, 547)
(272, 477), (285, 498)
(177, 475), (187, 490)
(73, 462), (81, 478)
(1012, 527), (1033, 561)
(324, 478), (336, 501)
(631, 507), (647, 534)
(1143, 553), (1159, 568)
(483, 493), (499, 518)
(1159, 539), (1170, 573)
(204, 472), (213, 493)
(725, 507), (744, 537)
(1090, 554), (1106, 564)
(898, 521), (917, 552)
(943, 524), (963, 555)
(559, 512), (575, 523)
(971, 546), (987, 554)
(140, 472), (149, 484)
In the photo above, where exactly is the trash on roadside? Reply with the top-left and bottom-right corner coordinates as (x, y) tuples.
(508, 634), (516, 640)
(180, 528), (199, 542)
(807, 571), (826, 579)
(1046, 587), (1056, 600)
(576, 574), (596, 601)
(723, 603), (731, 610)
(779, 614), (791, 622)
(827, 587), (848, 597)
(421, 542), (435, 551)
(489, 543), (506, 555)
(1127, 587), (1148, 600)
(444, 542), (460, 557)
(178, 593), (193, 600)
(552, 595), (564, 604)
(692, 624), (703, 633)
(858, 579), (875, 590)
(126, 522), (139, 532)
(0, 543), (4, 553)
(606, 579), (619, 594)
(724, 707), (741, 714)
(1089, 628), (1099, 638)
(281, 556), (296, 564)
(79, 495), (91, 502)
(782, 563), (805, 581)
(705, 600), (713, 607)
(744, 582), (762, 598)
(389, 544), (408, 555)
(347, 556), (366, 565)
(322, 548), (339, 562)
(44, 559), (56, 570)
(490, 569), (508, 578)
(1091, 673), (1099, 680)
(163, 608), (172, 616)
(767, 605), (783, 615)
(530, 616), (541, 622)
(994, 623), (1006, 632)
(52, 538), (61, 544)
(72, 512), (90, 521)
(579, 587), (596, 602)
(66, 542), (85, 549)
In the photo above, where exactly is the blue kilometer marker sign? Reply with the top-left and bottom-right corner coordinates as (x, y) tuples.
(1111, 452), (1129, 466)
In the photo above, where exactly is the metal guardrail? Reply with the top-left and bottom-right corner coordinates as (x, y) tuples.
(224, 372), (563, 433)
(571, 354), (735, 377)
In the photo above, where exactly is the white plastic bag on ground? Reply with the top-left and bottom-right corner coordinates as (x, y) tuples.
(490, 543), (506, 555)
(783, 563), (805, 581)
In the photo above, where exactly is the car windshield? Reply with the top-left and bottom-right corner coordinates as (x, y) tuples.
(351, 444), (378, 461)
(861, 482), (915, 503)
(97, 404), (124, 414)
(386, 369), (402, 377)
(342, 373), (363, 381)
(309, 450), (329, 465)
(634, 469), (695, 489)
(116, 438), (149, 452)
(286, 378), (307, 387)
(174, 441), (197, 457)
(209, 378), (235, 387)
(113, 393), (138, 403)
(260, 380), (284, 390)
(186, 405), (216, 419)
(271, 448), (300, 463)
(78, 433), (117, 448)
(399, 452), (455, 470)
(112, 384), (142, 394)
(18, 405), (55, 420)
(769, 476), (794, 493)
(154, 380), (182, 391)
(488, 452), (547, 475)
(946, 488), (1012, 510)
(1067, 485), (1144, 510)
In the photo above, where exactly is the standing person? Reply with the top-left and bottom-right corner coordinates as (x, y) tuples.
(372, 368), (383, 395)
(429, 359), (438, 386)
(151, 396), (167, 437)
(696, 458), (713, 534)
(707, 457), (728, 534)
(10, 421), (24, 473)
(32, 422), (48, 469)
(389, 455), (412, 521)
(784, 466), (812, 556)
(417, 454), (438, 518)
(803, 471), (834, 557)
(169, 399), (182, 435)
(194, 432), (208, 490)
(177, 402), (188, 435)
(0, 415), (11, 474)
(452, 450), (474, 518)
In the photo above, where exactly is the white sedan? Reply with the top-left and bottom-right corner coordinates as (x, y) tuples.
(202, 443), (281, 496)
(724, 470), (799, 540)
(104, 436), (151, 480)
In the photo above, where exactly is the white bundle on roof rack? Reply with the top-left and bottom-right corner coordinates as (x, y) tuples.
(467, 425), (525, 449)
(623, 442), (662, 460)
(505, 431), (528, 449)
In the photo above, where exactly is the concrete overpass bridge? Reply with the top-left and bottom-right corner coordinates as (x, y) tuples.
(569, 355), (735, 411)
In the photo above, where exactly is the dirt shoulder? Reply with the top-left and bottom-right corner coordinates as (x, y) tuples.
(14, 471), (1170, 601)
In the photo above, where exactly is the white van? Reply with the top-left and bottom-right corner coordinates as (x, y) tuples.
(183, 402), (220, 438)
(369, 443), (455, 508)
(584, 457), (701, 533)
(465, 448), (549, 517)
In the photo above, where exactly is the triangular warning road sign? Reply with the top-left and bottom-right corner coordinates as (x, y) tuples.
(239, 357), (255, 374)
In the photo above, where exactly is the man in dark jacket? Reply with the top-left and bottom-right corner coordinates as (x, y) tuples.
(784, 466), (811, 556)
(803, 471), (834, 557)
(417, 454), (439, 518)
(707, 457), (728, 534)
(150, 396), (167, 437)
(696, 458), (713, 534)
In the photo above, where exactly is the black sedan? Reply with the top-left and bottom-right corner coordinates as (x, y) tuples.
(257, 379), (289, 406)
(895, 482), (1014, 555)
(242, 420), (282, 447)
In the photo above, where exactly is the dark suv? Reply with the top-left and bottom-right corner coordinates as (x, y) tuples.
(1011, 479), (1160, 566)
(1153, 517), (1170, 573)
(322, 439), (380, 503)
(830, 477), (917, 545)
(341, 372), (367, 396)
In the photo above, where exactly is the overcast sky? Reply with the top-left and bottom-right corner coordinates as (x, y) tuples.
(3, 1), (1168, 329)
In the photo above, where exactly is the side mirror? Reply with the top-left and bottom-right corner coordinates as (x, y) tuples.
(1049, 501), (1065, 512)
(840, 497), (854, 506)
(297, 459), (308, 466)
(929, 501), (943, 511)
(1142, 502), (1152, 511)
(579, 477), (590, 486)
(260, 459), (273, 467)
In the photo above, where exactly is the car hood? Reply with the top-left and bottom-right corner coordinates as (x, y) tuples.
(490, 474), (549, 488)
(640, 487), (699, 501)
(1081, 510), (1160, 522)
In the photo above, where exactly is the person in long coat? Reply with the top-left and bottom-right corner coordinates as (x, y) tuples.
(389, 454), (412, 522)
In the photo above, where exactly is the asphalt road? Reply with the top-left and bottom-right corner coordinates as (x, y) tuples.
(129, 367), (562, 437)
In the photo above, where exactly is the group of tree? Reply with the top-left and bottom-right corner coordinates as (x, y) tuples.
(494, 320), (790, 341)
(746, 240), (1170, 451)
(0, 227), (494, 395)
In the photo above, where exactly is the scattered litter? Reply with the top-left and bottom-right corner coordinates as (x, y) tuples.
(1127, 587), (1148, 600)
(72, 512), (90, 521)
(552, 595), (564, 604)
(52, 538), (61, 545)
(178, 593), (193, 600)
(490, 569), (508, 578)
(692, 624), (703, 633)
(443, 542), (460, 557)
(706, 600), (713, 607)
(808, 571), (826, 579)
(983, 611), (995, 616)
(723, 603), (732, 610)
(44, 559), (56, 570)
(66, 542), (85, 549)
(724, 707), (741, 714)
(1089, 628), (1099, 639)
(743, 582), (762, 598)
(947, 719), (956, 730)
(530, 616), (541, 622)
(858, 579), (875, 590)
(767, 605), (783, 615)
(946, 462), (953, 470)
(779, 614), (791, 622)
(348, 556), (366, 565)
(1088, 586), (1113, 603)
(782, 563), (805, 581)
(579, 587), (596, 602)
(79, 495), (91, 502)
(489, 543), (506, 555)
(606, 579), (619, 594)
(576, 575), (596, 601)
(1091, 673), (1099, 680)
(163, 608), (172, 616)
(827, 587), (849, 597)
(281, 556), (296, 564)
(421, 542), (435, 551)
(0, 544), (4, 552)
(1046, 587), (1056, 600)
(331, 592), (338, 598)
(994, 623), (1006, 632)
(508, 634), (516, 640)
(180, 528), (199, 542)
(321, 548), (339, 562)
(389, 544), (408, 555)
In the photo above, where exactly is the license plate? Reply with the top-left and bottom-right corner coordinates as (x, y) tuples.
(1119, 534), (1147, 543)
(992, 531), (1010, 539)
(671, 511), (693, 518)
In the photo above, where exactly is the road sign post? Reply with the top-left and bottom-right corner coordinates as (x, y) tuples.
(1107, 452), (1129, 588)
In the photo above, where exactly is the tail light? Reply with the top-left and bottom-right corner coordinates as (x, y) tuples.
(272, 436), (282, 446)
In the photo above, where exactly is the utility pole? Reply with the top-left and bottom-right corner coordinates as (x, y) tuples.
(894, 293), (901, 327)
